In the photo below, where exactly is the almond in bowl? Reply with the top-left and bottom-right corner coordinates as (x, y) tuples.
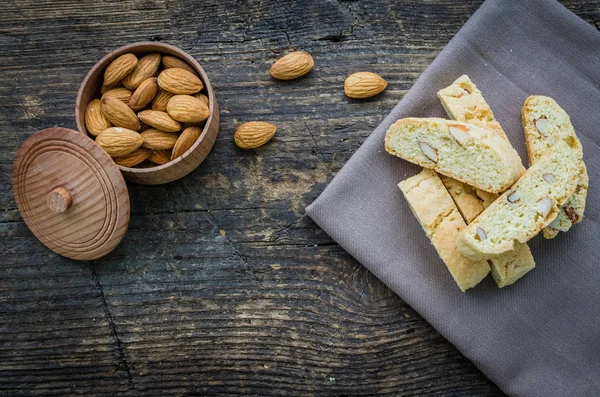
(76, 42), (219, 185)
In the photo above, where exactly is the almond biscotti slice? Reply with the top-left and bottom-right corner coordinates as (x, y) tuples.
(439, 174), (535, 288)
(457, 137), (584, 260)
(522, 95), (588, 239)
(437, 74), (508, 141)
(438, 174), (497, 223)
(489, 243), (536, 288)
(385, 118), (523, 193)
(398, 168), (490, 292)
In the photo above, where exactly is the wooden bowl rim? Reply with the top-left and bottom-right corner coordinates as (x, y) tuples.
(75, 41), (217, 175)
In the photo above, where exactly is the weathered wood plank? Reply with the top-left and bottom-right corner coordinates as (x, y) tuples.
(1, 0), (598, 395)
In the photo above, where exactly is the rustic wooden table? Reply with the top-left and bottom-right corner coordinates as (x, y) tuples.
(1, 1), (598, 395)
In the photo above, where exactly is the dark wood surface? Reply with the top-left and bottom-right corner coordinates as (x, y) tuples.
(1, 1), (598, 395)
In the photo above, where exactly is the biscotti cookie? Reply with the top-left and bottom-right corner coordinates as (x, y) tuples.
(385, 118), (523, 193)
(438, 174), (497, 223)
(398, 168), (490, 292)
(457, 137), (584, 260)
(522, 95), (588, 239)
(437, 74), (508, 141)
(488, 243), (536, 288)
(439, 176), (535, 287)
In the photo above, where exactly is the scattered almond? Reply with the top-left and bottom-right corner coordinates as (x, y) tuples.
(270, 51), (314, 80)
(102, 87), (133, 105)
(122, 53), (161, 90)
(103, 53), (138, 86)
(138, 110), (181, 132)
(141, 129), (180, 150)
(114, 148), (152, 167)
(96, 127), (144, 157)
(418, 141), (438, 162)
(234, 122), (277, 149)
(85, 99), (112, 137)
(152, 89), (175, 111)
(129, 77), (158, 111)
(101, 96), (140, 130)
(172, 126), (201, 160)
(344, 72), (387, 99)
(162, 55), (197, 75)
(148, 150), (172, 165)
(167, 95), (210, 123)
(157, 68), (203, 95)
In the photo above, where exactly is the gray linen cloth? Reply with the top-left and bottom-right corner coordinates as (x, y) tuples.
(305, 0), (600, 395)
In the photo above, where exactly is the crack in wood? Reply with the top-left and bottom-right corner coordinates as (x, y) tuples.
(92, 270), (133, 384)
(303, 120), (327, 162)
(280, 29), (292, 47)
(204, 213), (265, 287)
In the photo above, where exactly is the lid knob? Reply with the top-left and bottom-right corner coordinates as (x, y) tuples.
(46, 187), (73, 214)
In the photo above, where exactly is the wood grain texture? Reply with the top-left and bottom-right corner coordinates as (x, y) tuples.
(12, 128), (130, 261)
(1, 0), (598, 395)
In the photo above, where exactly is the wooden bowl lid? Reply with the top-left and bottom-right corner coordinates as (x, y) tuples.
(12, 128), (130, 260)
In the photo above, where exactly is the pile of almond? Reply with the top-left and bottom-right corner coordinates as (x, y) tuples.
(85, 53), (210, 168)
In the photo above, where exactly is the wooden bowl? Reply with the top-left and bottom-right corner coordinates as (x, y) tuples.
(75, 42), (219, 185)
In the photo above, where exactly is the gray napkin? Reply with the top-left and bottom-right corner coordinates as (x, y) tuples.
(306, 0), (600, 395)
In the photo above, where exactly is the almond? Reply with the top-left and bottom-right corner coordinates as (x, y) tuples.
(138, 110), (181, 132)
(564, 206), (579, 223)
(122, 53), (161, 90)
(103, 53), (138, 86)
(448, 124), (469, 145)
(476, 227), (487, 241)
(141, 129), (179, 150)
(344, 72), (387, 99)
(234, 122), (276, 149)
(270, 51), (314, 80)
(418, 141), (438, 162)
(85, 99), (111, 137)
(96, 127), (144, 157)
(172, 126), (201, 160)
(152, 89), (175, 111)
(148, 150), (172, 165)
(101, 96), (140, 130)
(194, 93), (209, 106)
(114, 148), (151, 168)
(537, 197), (553, 218)
(157, 68), (203, 95)
(535, 117), (550, 136)
(129, 77), (158, 111)
(101, 82), (121, 95)
(166, 95), (209, 123)
(507, 190), (520, 203)
(162, 55), (197, 75)
(542, 173), (555, 183)
(102, 87), (133, 105)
